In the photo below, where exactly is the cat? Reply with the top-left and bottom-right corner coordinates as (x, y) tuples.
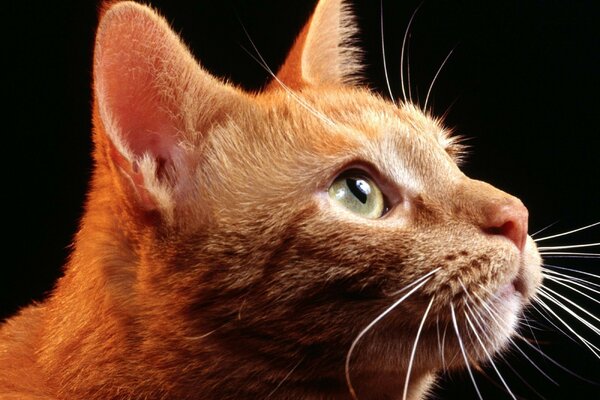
(2, 0), (587, 399)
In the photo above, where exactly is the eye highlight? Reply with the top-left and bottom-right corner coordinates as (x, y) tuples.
(328, 172), (386, 219)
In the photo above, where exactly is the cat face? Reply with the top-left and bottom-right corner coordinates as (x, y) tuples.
(93, 0), (542, 395)
(161, 87), (542, 377)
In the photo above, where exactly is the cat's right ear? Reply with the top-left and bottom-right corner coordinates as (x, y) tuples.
(93, 2), (246, 222)
(272, 0), (362, 89)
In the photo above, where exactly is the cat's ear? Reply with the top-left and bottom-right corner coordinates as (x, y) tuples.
(273, 0), (362, 89)
(94, 2), (245, 220)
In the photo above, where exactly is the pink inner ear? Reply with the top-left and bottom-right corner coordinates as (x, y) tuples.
(95, 3), (181, 165)
(109, 81), (178, 162)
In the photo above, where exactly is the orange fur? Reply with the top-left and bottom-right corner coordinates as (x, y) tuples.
(0, 1), (541, 399)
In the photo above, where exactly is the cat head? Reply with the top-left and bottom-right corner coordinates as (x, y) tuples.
(91, 0), (542, 394)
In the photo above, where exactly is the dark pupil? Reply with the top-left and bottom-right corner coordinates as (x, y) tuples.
(346, 178), (368, 204)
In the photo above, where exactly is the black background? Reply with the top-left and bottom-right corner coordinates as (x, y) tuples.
(2, 0), (599, 398)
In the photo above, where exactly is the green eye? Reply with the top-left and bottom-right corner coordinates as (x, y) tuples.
(328, 173), (386, 218)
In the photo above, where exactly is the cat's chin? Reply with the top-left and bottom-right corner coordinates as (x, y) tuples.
(459, 236), (542, 361)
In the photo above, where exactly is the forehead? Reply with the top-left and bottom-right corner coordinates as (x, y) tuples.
(256, 87), (462, 193)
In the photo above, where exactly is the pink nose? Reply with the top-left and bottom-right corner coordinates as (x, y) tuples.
(482, 200), (529, 251)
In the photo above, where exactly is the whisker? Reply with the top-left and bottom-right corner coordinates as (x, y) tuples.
(540, 252), (600, 259)
(542, 266), (600, 288)
(478, 293), (596, 384)
(345, 268), (439, 399)
(469, 313), (549, 399)
(400, 3), (422, 103)
(520, 313), (544, 348)
(518, 317), (546, 333)
(518, 336), (599, 385)
(543, 264), (600, 281)
(542, 272), (600, 301)
(436, 316), (450, 371)
(406, 33), (413, 103)
(534, 221), (600, 242)
(463, 310), (517, 399)
(472, 291), (558, 385)
(265, 357), (305, 399)
(385, 267), (441, 297)
(539, 242), (600, 251)
(538, 286), (600, 328)
(423, 48), (455, 111)
(531, 221), (560, 238)
(436, 316), (445, 370)
(380, 0), (395, 104)
(441, 322), (450, 371)
(528, 301), (580, 345)
(514, 323), (597, 384)
(459, 281), (522, 398)
(534, 295), (600, 358)
(402, 296), (435, 400)
(450, 303), (484, 400)
(237, 24), (336, 127)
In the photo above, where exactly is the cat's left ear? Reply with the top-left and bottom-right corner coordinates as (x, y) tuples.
(93, 2), (248, 223)
(273, 0), (362, 89)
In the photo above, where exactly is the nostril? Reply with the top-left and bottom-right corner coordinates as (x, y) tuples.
(483, 202), (529, 252)
(485, 221), (523, 250)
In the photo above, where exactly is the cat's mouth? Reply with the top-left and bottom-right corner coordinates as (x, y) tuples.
(496, 237), (542, 302)
(497, 275), (526, 300)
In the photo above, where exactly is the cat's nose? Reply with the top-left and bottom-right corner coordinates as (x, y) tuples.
(481, 197), (529, 252)
(454, 179), (529, 252)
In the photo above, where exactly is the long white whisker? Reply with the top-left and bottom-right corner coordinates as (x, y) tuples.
(450, 303), (483, 400)
(472, 289), (560, 385)
(529, 301), (580, 345)
(423, 48), (455, 111)
(458, 281), (520, 398)
(534, 295), (600, 358)
(536, 297), (600, 344)
(540, 286), (600, 326)
(540, 252), (600, 259)
(539, 242), (600, 251)
(519, 334), (598, 384)
(402, 297), (435, 400)
(385, 267), (441, 297)
(380, 0), (395, 103)
(534, 221), (600, 242)
(476, 293), (594, 383)
(466, 302), (550, 398)
(345, 269), (439, 399)
(400, 4), (421, 103)
(542, 267), (600, 289)
(406, 35), (413, 103)
(543, 264), (600, 281)
(521, 312), (544, 348)
(463, 310), (517, 399)
(542, 273), (600, 301)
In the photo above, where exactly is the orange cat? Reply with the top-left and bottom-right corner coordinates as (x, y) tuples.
(0, 1), (544, 399)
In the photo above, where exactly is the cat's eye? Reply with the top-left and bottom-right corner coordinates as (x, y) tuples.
(328, 172), (386, 218)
